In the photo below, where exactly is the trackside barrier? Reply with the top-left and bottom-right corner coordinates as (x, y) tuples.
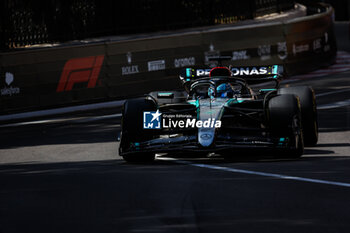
(0, 4), (336, 115)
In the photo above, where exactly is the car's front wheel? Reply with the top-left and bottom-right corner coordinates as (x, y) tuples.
(119, 98), (157, 163)
(278, 86), (318, 146)
(268, 94), (304, 158)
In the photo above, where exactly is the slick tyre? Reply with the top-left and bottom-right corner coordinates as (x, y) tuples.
(268, 94), (304, 158)
(119, 98), (156, 163)
(278, 86), (318, 146)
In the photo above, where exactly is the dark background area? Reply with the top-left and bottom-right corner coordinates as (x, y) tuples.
(1, 0), (348, 52)
(0, 0), (296, 51)
(300, 0), (350, 20)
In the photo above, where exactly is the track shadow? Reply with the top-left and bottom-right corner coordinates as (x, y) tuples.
(0, 150), (345, 177)
(163, 147), (337, 164)
(0, 119), (121, 149)
(1, 154), (350, 233)
(0, 159), (193, 233)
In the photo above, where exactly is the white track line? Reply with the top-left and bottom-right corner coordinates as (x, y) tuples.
(0, 113), (122, 127)
(316, 89), (350, 97)
(74, 113), (122, 123)
(0, 100), (124, 122)
(158, 157), (350, 188)
(317, 99), (350, 110)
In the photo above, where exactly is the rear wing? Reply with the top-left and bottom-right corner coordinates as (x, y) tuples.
(231, 65), (283, 78)
(179, 65), (284, 83)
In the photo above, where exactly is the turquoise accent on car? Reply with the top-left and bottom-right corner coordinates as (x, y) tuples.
(158, 92), (173, 97)
(186, 68), (191, 78)
(188, 99), (200, 121)
(195, 99), (199, 108)
(187, 100), (196, 106)
(260, 88), (276, 92)
(134, 142), (141, 150)
(187, 99), (200, 107)
(272, 65), (278, 74)
(225, 99), (244, 106)
(196, 99), (200, 120)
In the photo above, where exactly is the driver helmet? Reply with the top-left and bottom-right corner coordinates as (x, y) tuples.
(216, 83), (233, 98)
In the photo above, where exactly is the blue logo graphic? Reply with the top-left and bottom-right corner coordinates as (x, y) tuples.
(143, 110), (162, 129)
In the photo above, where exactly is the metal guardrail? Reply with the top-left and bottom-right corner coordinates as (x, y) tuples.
(0, 4), (336, 115)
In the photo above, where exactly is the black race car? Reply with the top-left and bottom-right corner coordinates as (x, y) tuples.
(118, 64), (318, 163)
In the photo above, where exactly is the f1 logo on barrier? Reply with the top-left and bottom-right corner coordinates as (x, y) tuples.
(56, 55), (104, 92)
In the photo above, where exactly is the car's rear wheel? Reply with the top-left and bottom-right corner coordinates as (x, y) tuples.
(268, 94), (304, 158)
(278, 86), (318, 146)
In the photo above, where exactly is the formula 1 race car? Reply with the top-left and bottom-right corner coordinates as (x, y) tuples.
(118, 63), (318, 163)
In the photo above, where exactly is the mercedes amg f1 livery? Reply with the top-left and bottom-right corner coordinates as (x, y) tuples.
(118, 62), (318, 163)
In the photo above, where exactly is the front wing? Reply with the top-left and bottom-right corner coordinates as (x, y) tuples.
(120, 133), (292, 156)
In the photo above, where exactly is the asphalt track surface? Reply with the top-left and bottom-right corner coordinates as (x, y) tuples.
(0, 71), (350, 233)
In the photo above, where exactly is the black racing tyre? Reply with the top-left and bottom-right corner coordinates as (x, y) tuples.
(278, 86), (318, 146)
(268, 94), (304, 158)
(119, 98), (157, 162)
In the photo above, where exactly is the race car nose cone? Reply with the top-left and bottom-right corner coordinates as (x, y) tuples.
(198, 128), (215, 147)
(196, 98), (225, 147)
